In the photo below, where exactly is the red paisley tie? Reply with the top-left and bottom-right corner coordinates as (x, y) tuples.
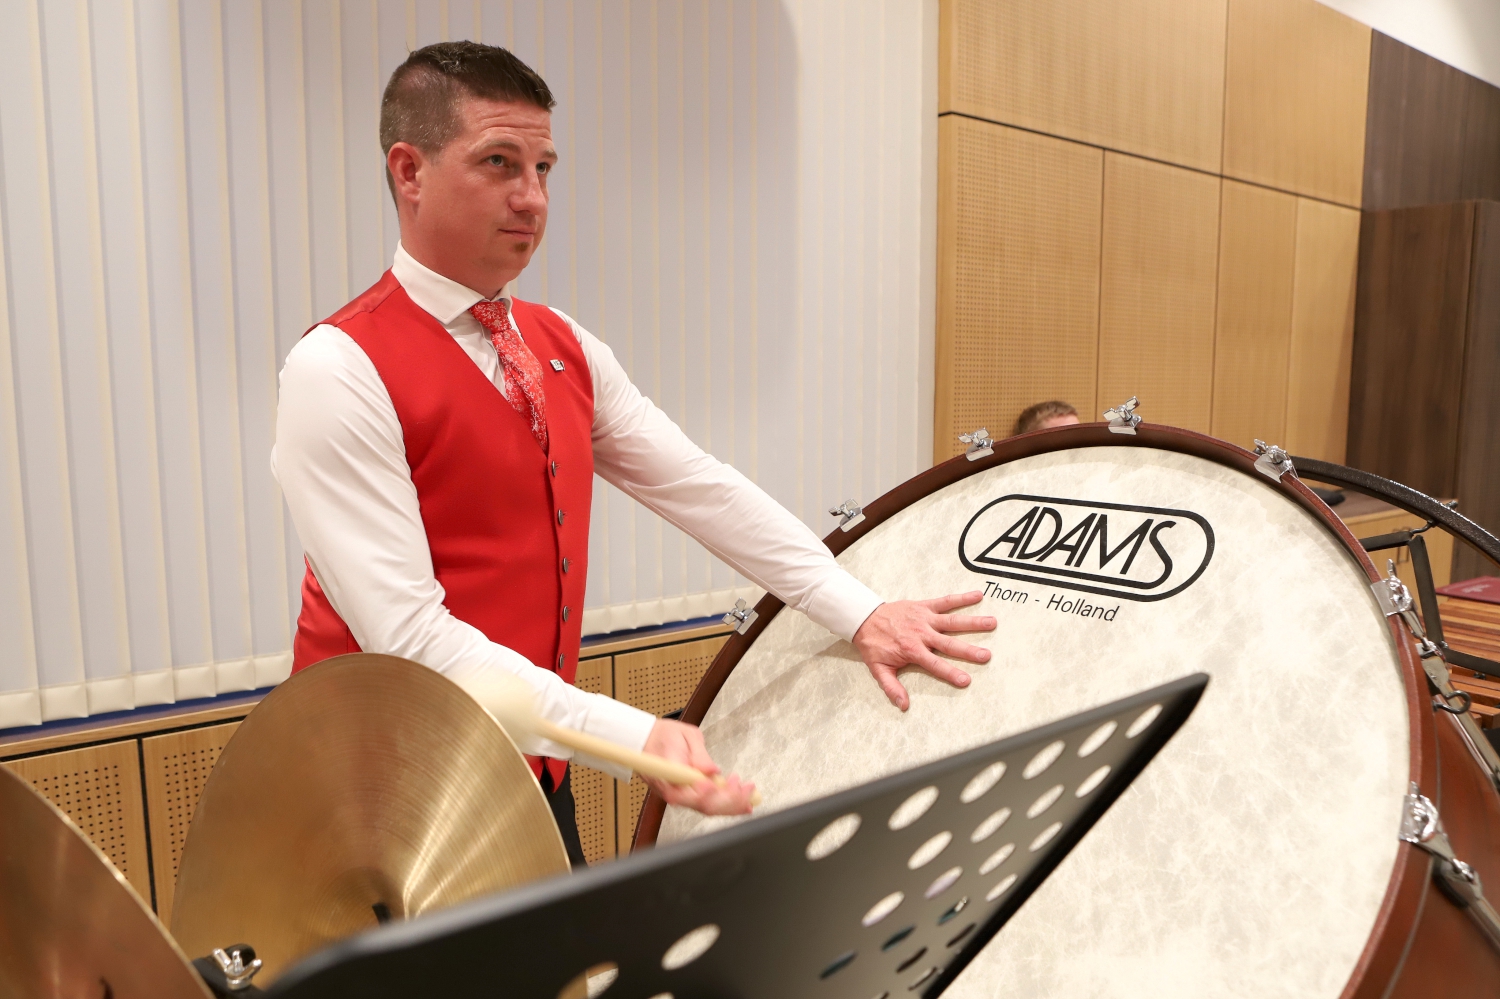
(470, 300), (549, 451)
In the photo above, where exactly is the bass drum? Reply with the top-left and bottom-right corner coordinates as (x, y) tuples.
(639, 424), (1500, 998)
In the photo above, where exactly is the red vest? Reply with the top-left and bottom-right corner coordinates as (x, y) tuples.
(291, 271), (593, 785)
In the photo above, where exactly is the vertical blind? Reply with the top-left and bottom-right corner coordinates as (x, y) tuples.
(0, 0), (934, 730)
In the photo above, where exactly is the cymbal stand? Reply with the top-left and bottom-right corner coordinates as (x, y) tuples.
(263, 675), (1207, 999)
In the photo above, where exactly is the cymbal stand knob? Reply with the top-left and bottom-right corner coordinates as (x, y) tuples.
(192, 943), (264, 996)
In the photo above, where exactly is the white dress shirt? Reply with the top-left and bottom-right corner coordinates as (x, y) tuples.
(272, 244), (884, 779)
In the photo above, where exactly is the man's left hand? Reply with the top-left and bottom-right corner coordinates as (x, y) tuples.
(642, 718), (757, 815)
(851, 592), (996, 711)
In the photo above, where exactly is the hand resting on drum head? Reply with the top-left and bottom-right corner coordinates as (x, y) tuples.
(851, 591), (996, 711)
(643, 718), (758, 815)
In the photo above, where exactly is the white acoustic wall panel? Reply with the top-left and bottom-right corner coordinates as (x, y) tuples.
(0, 0), (935, 726)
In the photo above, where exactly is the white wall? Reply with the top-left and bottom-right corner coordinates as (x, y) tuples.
(0, 0), (936, 729)
(1319, 0), (1500, 88)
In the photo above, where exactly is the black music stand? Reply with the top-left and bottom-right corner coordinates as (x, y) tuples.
(267, 673), (1207, 999)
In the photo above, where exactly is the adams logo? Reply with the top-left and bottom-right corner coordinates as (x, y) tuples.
(958, 494), (1214, 602)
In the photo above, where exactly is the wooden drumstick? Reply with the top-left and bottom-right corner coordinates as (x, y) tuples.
(462, 674), (761, 808)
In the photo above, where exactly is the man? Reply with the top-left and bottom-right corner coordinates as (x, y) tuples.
(1012, 400), (1079, 435)
(272, 41), (994, 864)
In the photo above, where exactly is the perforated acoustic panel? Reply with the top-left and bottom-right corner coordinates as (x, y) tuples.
(614, 637), (729, 853)
(2, 740), (151, 902)
(942, 0), (1227, 172)
(1285, 199), (1360, 464)
(1097, 153), (1221, 433)
(1222, 0), (1370, 207)
(267, 674), (1208, 999)
(1212, 180), (1297, 449)
(573, 656), (617, 865)
(937, 117), (1102, 458)
(142, 722), (239, 923)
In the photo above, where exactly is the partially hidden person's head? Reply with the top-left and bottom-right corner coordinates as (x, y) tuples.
(381, 41), (555, 297)
(1012, 400), (1079, 436)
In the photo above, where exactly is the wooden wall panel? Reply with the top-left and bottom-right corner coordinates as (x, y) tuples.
(941, 0), (1227, 172)
(1362, 32), (1473, 212)
(1347, 203), (1475, 497)
(141, 722), (239, 924)
(1222, 0), (1370, 208)
(3, 741), (151, 903)
(572, 656), (616, 866)
(612, 637), (727, 853)
(1212, 181), (1298, 448)
(936, 117), (1102, 457)
(1461, 76), (1500, 203)
(1096, 154), (1220, 432)
(1285, 199), (1361, 463)
(1454, 202), (1500, 582)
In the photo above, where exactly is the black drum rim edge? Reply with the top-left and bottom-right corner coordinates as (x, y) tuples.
(1292, 456), (1500, 570)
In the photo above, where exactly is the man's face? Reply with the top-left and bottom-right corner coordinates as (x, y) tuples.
(1039, 413), (1080, 430)
(390, 96), (556, 295)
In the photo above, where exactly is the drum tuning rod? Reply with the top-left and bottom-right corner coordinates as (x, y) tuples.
(462, 674), (761, 807)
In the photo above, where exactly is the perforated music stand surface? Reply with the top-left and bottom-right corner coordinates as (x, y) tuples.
(268, 673), (1207, 999)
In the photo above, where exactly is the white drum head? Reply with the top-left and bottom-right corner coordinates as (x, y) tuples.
(661, 446), (1409, 998)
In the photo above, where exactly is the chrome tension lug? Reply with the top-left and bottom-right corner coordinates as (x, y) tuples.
(1398, 784), (1500, 951)
(722, 598), (758, 635)
(1252, 440), (1296, 482)
(1399, 787), (1472, 885)
(1103, 396), (1142, 435)
(1387, 587), (1500, 784)
(958, 428), (994, 461)
(211, 944), (263, 991)
(1373, 560), (1443, 655)
(828, 499), (866, 532)
(1371, 560), (1415, 619)
(1400, 783), (1440, 846)
(1407, 642), (1500, 808)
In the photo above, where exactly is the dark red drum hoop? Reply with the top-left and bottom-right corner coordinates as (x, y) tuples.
(631, 421), (1441, 997)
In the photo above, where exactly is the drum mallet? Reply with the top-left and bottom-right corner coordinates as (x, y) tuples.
(462, 674), (762, 808)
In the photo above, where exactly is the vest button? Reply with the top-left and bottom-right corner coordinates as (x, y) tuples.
(557, 509), (565, 525)
(562, 605), (570, 622)
(561, 557), (571, 573)
(557, 653), (565, 670)
(550, 461), (559, 477)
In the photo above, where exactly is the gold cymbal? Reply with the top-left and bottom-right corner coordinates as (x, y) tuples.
(0, 766), (210, 999)
(171, 653), (570, 983)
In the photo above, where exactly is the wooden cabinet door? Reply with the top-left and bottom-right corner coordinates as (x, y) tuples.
(3, 741), (152, 905)
(572, 655), (617, 865)
(141, 722), (240, 923)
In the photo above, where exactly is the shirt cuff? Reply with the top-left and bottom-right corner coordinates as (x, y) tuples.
(802, 569), (885, 642)
(572, 690), (658, 781)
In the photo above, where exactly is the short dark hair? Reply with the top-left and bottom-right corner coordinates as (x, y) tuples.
(379, 41), (556, 199)
(1012, 400), (1078, 436)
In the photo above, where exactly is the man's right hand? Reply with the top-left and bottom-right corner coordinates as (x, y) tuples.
(642, 718), (756, 815)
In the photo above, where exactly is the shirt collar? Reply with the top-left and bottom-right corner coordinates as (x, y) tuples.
(391, 242), (508, 326)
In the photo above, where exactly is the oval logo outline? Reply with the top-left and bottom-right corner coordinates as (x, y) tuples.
(957, 494), (1215, 603)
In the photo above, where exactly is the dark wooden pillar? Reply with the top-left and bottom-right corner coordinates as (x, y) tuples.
(1348, 201), (1500, 579)
(1349, 32), (1500, 578)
